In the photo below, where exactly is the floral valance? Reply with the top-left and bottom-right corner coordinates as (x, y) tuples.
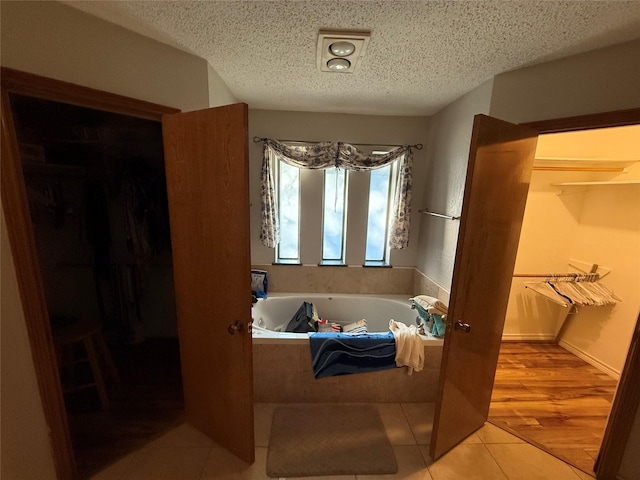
(259, 138), (414, 250)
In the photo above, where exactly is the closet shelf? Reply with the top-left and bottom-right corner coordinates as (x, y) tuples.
(534, 157), (640, 173)
(551, 180), (640, 187)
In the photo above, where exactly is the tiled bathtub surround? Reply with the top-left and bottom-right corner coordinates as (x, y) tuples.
(250, 265), (448, 403)
(252, 264), (414, 294)
(251, 264), (450, 301)
(253, 343), (443, 403)
(413, 268), (450, 304)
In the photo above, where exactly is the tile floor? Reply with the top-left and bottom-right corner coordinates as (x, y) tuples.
(90, 403), (595, 480)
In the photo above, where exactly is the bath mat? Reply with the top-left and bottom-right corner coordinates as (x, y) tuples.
(266, 404), (397, 477)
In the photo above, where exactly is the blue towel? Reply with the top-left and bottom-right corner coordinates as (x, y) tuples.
(431, 313), (446, 337)
(309, 331), (397, 379)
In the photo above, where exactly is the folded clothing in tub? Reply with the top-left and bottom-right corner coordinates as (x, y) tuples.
(309, 331), (397, 379)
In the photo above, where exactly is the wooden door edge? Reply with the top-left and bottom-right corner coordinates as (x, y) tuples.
(1, 67), (180, 119)
(594, 314), (640, 480)
(430, 114), (538, 461)
(522, 108), (640, 134)
(430, 114), (490, 459)
(1, 89), (76, 480)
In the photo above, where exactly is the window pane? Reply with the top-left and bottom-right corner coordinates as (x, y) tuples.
(277, 160), (300, 262)
(365, 164), (392, 263)
(322, 167), (347, 263)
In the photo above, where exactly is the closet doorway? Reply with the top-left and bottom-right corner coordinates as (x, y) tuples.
(2, 68), (183, 479)
(489, 122), (640, 475)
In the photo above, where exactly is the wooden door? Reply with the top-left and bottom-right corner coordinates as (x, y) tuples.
(162, 103), (254, 463)
(430, 114), (538, 459)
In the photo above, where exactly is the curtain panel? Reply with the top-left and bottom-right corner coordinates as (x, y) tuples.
(259, 138), (413, 250)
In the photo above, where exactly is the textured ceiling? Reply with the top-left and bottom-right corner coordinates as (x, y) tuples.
(63, 1), (640, 116)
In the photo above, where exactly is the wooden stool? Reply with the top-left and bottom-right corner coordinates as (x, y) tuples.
(53, 321), (120, 409)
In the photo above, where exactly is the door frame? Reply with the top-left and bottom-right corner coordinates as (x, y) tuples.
(520, 107), (640, 479)
(0, 67), (180, 479)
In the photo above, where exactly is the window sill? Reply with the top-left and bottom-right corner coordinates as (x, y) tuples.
(272, 261), (301, 266)
(363, 262), (391, 268)
(318, 261), (347, 267)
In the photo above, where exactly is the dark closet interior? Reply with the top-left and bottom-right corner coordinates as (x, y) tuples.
(10, 93), (184, 478)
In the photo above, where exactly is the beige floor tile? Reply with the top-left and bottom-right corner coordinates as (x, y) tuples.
(460, 432), (482, 444)
(88, 451), (137, 480)
(201, 446), (270, 479)
(356, 445), (432, 480)
(476, 423), (525, 444)
(119, 446), (211, 480)
(427, 444), (508, 480)
(377, 403), (416, 445)
(486, 443), (583, 480)
(401, 403), (435, 444)
(143, 422), (214, 449)
(254, 403), (278, 447)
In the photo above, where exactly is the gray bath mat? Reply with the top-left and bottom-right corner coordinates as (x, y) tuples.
(266, 404), (398, 477)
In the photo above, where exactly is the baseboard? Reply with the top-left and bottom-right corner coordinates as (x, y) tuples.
(558, 339), (621, 380)
(501, 333), (556, 341)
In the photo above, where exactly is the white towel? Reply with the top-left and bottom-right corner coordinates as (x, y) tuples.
(427, 305), (448, 316)
(389, 320), (424, 375)
(411, 295), (448, 315)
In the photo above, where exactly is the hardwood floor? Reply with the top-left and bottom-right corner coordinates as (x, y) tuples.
(488, 342), (619, 475)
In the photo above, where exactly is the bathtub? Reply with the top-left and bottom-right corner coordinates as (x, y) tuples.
(251, 293), (444, 403)
(251, 293), (442, 344)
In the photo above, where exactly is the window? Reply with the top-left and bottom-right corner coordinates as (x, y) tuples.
(321, 167), (348, 264)
(365, 161), (396, 266)
(270, 145), (405, 266)
(275, 159), (300, 263)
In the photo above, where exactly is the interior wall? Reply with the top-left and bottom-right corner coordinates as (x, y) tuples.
(414, 79), (494, 292)
(490, 39), (640, 123)
(559, 168), (640, 375)
(207, 63), (238, 108)
(248, 109), (430, 269)
(503, 169), (587, 341)
(1, 211), (57, 480)
(0, 0), (211, 112)
(504, 167), (640, 378)
(503, 126), (640, 377)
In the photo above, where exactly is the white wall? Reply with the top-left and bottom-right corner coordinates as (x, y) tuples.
(504, 165), (640, 376)
(490, 39), (640, 123)
(248, 109), (430, 268)
(414, 79), (494, 291)
(207, 63), (238, 108)
(503, 169), (587, 341)
(559, 173), (640, 376)
(1, 212), (58, 480)
(0, 0), (211, 112)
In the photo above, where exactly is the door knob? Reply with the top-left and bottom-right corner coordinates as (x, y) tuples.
(228, 320), (244, 335)
(454, 321), (471, 333)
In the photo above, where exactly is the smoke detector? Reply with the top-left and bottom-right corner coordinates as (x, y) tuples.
(317, 30), (371, 73)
